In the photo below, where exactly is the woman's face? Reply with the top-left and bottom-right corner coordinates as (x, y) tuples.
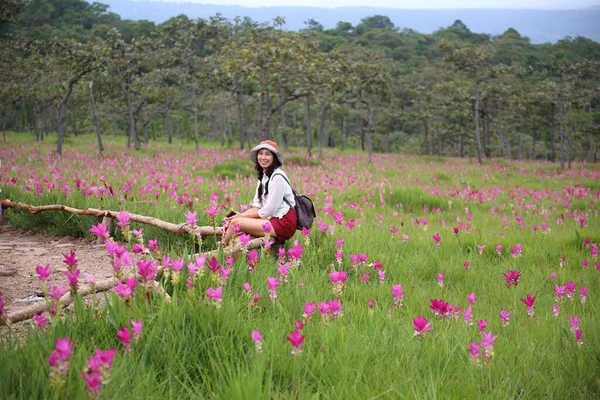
(257, 149), (274, 171)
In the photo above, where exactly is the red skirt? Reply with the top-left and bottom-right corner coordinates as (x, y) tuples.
(270, 209), (297, 242)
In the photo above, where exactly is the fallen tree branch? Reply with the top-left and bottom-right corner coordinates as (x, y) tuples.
(0, 199), (223, 237)
(1, 277), (172, 326)
(203, 237), (266, 259)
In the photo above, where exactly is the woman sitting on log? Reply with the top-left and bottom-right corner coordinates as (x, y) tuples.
(220, 140), (297, 247)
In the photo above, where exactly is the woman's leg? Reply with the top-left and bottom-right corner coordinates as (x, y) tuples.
(221, 217), (277, 246)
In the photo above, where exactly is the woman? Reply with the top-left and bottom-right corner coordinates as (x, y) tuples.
(220, 140), (297, 247)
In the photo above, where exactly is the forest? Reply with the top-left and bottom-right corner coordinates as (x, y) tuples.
(1, 0), (599, 165)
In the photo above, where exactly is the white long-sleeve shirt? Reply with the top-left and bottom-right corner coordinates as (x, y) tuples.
(252, 168), (296, 219)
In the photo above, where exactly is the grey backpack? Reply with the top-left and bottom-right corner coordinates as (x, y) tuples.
(272, 173), (316, 230)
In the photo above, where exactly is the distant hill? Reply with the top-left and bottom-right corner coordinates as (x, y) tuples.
(94, 0), (600, 44)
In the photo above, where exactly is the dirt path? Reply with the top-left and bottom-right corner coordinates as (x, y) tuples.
(0, 226), (112, 315)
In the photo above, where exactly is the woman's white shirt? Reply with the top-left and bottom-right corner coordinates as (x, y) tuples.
(252, 168), (296, 219)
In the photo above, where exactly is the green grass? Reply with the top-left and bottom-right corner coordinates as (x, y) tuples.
(1, 132), (599, 398)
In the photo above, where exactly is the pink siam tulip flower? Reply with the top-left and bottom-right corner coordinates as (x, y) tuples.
(267, 277), (280, 301)
(36, 264), (51, 281)
(239, 234), (251, 247)
(503, 270), (521, 287)
(335, 249), (343, 265)
(302, 301), (316, 322)
(219, 266), (233, 284)
(551, 272), (557, 280)
(511, 243), (522, 257)
(430, 298), (452, 318)
(477, 245), (486, 255)
(569, 315), (580, 333)
(243, 282), (252, 295)
(378, 270), (386, 284)
(131, 319), (143, 341)
(496, 244), (502, 255)
(463, 306), (473, 326)
(477, 320), (487, 332)
(500, 309), (511, 326)
(206, 286), (223, 307)
(432, 233), (441, 247)
(296, 320), (304, 330)
(62, 250), (78, 268)
(360, 273), (371, 283)
(565, 281), (576, 300)
(575, 328), (583, 346)
(116, 211), (131, 228)
(33, 311), (50, 329)
(252, 329), (263, 353)
(553, 304), (560, 318)
(301, 227), (311, 237)
(437, 273), (445, 287)
(329, 271), (348, 286)
(186, 211), (197, 226)
(132, 243), (145, 254)
(48, 284), (66, 300)
(137, 260), (158, 283)
(481, 330), (498, 364)
(390, 226), (398, 237)
(90, 223), (110, 241)
(48, 337), (75, 386)
(278, 247), (286, 261)
(147, 239), (158, 251)
(555, 285), (566, 301)
(358, 252), (368, 265)
(582, 259), (590, 268)
(278, 262), (290, 282)
(117, 326), (132, 351)
(262, 221), (272, 234)
(287, 329), (305, 356)
(371, 260), (383, 270)
(579, 287), (588, 303)
(392, 284), (404, 308)
(82, 348), (116, 399)
(368, 298), (375, 309)
(520, 294), (536, 317)
(464, 261), (470, 271)
(469, 342), (482, 365)
(132, 228), (143, 238)
(402, 234), (409, 243)
(559, 255), (566, 267)
(467, 292), (476, 306)
(328, 299), (343, 318)
(413, 316), (433, 339)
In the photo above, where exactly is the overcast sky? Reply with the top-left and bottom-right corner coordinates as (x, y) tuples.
(153, 0), (599, 9)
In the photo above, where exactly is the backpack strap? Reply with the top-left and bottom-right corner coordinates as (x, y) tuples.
(271, 173), (296, 207)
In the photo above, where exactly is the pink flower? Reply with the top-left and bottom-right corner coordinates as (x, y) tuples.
(90, 223), (110, 240)
(575, 328), (583, 346)
(368, 298), (375, 309)
(36, 264), (51, 281)
(437, 273), (445, 287)
(114, 281), (133, 299)
(64, 269), (80, 286)
(287, 329), (305, 356)
(48, 337), (75, 381)
(464, 261), (470, 271)
(391, 284), (404, 307)
(467, 292), (476, 306)
(302, 301), (316, 321)
(477, 245), (486, 255)
(580, 286), (588, 303)
(469, 342), (481, 364)
(116, 211), (131, 228)
(553, 304), (560, 318)
(33, 311), (49, 329)
(551, 272), (557, 280)
(496, 244), (502, 255)
(329, 271), (348, 285)
(147, 239), (158, 251)
(402, 234), (409, 243)
(48, 284), (66, 300)
(262, 221), (272, 233)
(132, 228), (143, 238)
(378, 270), (385, 284)
(132, 243), (145, 254)
(477, 319), (487, 332)
(267, 277), (280, 300)
(413, 316), (432, 339)
(239, 233), (251, 246)
(252, 329), (263, 353)
(569, 315), (580, 333)
(463, 306), (473, 326)
(520, 294), (536, 317)
(117, 326), (132, 350)
(503, 270), (521, 287)
(82, 371), (102, 397)
(62, 250), (78, 268)
(137, 260), (157, 282)
(430, 298), (452, 318)
(360, 273), (371, 283)
(206, 286), (223, 305)
(186, 211), (197, 226)
(432, 233), (441, 247)
(500, 309), (511, 326)
(511, 243), (523, 257)
(243, 282), (252, 294)
(131, 319), (143, 341)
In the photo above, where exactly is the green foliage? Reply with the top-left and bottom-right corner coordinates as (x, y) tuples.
(212, 160), (255, 179)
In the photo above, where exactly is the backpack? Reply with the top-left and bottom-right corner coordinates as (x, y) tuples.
(272, 173), (316, 230)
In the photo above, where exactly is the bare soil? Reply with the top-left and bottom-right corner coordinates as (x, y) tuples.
(0, 225), (112, 315)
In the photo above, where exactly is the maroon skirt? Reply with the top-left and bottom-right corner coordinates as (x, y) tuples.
(269, 209), (297, 241)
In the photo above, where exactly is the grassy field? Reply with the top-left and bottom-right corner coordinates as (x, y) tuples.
(1, 133), (599, 399)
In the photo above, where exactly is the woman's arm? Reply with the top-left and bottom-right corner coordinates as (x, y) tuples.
(258, 175), (285, 219)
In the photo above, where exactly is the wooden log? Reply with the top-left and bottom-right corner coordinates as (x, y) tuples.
(1, 277), (171, 326)
(0, 199), (223, 237)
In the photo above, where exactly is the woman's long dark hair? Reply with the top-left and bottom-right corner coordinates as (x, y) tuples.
(255, 152), (283, 201)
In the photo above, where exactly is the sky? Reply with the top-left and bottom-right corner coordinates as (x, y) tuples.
(149, 0), (599, 9)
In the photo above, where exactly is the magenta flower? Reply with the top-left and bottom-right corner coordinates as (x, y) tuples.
(48, 337), (75, 385)
(575, 328), (583, 346)
(392, 284), (404, 307)
(302, 301), (316, 322)
(467, 292), (476, 306)
(378, 270), (385, 284)
(137, 259), (158, 283)
(520, 294), (536, 317)
(90, 223), (110, 240)
(477, 245), (486, 255)
(278, 262), (290, 282)
(287, 329), (305, 356)
(117, 326), (132, 351)
(62, 250), (78, 268)
(267, 277), (280, 300)
(496, 244), (502, 255)
(481, 330), (498, 364)
(186, 211), (197, 226)
(551, 271), (557, 280)
(329, 271), (348, 285)
(132, 228), (143, 238)
(48, 284), (66, 300)
(252, 329), (263, 353)
(132, 243), (145, 254)
(463, 306), (473, 326)
(33, 311), (49, 329)
(206, 286), (223, 306)
(64, 269), (80, 286)
(503, 270), (521, 287)
(464, 261), (470, 271)
(469, 342), (482, 364)
(511, 243), (522, 257)
(553, 304), (560, 318)
(116, 211), (131, 228)
(430, 298), (452, 318)
(432, 233), (441, 247)
(131, 319), (143, 341)
(580, 287), (588, 303)
(261, 221), (272, 233)
(243, 282), (252, 294)
(477, 319), (487, 332)
(565, 281), (576, 299)
(437, 273), (445, 287)
(114, 281), (133, 300)
(368, 298), (375, 309)
(402, 233), (409, 243)
(147, 239), (158, 251)
(413, 316), (432, 339)
(360, 273), (371, 283)
(36, 264), (51, 281)
(500, 309), (511, 326)
(82, 371), (102, 398)
(569, 315), (580, 333)
(239, 233), (251, 247)
(205, 205), (218, 219)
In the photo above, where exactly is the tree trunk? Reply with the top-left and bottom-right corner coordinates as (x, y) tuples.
(531, 119), (537, 161)
(366, 97), (373, 164)
(550, 103), (556, 162)
(318, 104), (328, 159)
(41, 106), (47, 139)
(587, 102), (595, 163)
(235, 80), (245, 150)
(559, 99), (565, 169)
(473, 72), (483, 165)
(305, 95), (312, 156)
(32, 104), (40, 141)
(341, 116), (346, 150)
(258, 72), (267, 141)
(278, 87), (288, 151)
(57, 77), (79, 156)
(227, 90), (234, 147)
(192, 85), (200, 151)
(483, 101), (491, 158)
(423, 119), (430, 155)
(119, 73), (140, 151)
(567, 110), (573, 169)
(517, 130), (523, 161)
(72, 104), (77, 137)
(88, 81), (104, 158)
